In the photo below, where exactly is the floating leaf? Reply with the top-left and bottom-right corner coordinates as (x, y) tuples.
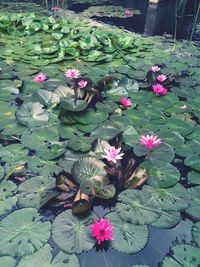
(16, 102), (49, 128)
(185, 186), (200, 220)
(151, 211), (181, 229)
(18, 175), (57, 208)
(33, 89), (60, 107)
(72, 157), (106, 185)
(0, 208), (51, 257)
(116, 189), (161, 225)
(0, 180), (17, 216)
(0, 256), (16, 267)
(52, 210), (98, 254)
(105, 212), (148, 254)
(17, 244), (80, 267)
(134, 143), (174, 164)
(0, 144), (28, 164)
(122, 125), (139, 147)
(192, 222), (200, 247)
(73, 108), (108, 125)
(143, 184), (190, 212)
(188, 171), (200, 185)
(144, 162), (180, 188)
(161, 244), (200, 267)
(61, 97), (88, 112)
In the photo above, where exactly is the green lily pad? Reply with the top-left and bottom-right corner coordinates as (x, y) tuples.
(143, 184), (190, 212)
(134, 142), (174, 164)
(122, 125), (139, 147)
(105, 212), (148, 254)
(0, 208), (51, 257)
(144, 162), (180, 188)
(116, 189), (162, 225)
(151, 211), (181, 229)
(0, 256), (16, 267)
(73, 108), (108, 125)
(192, 222), (200, 247)
(0, 180), (17, 216)
(61, 97), (88, 112)
(67, 136), (92, 152)
(188, 171), (200, 185)
(0, 144), (28, 164)
(185, 186), (200, 220)
(27, 156), (62, 176)
(16, 102), (49, 128)
(52, 210), (98, 254)
(33, 89), (60, 108)
(18, 175), (56, 208)
(17, 244), (80, 267)
(161, 244), (200, 267)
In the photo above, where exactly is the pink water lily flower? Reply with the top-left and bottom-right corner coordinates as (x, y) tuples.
(121, 98), (132, 107)
(78, 80), (87, 89)
(140, 135), (161, 150)
(151, 66), (161, 73)
(64, 68), (80, 79)
(124, 10), (131, 16)
(102, 146), (124, 164)
(51, 7), (61, 11)
(33, 73), (47, 83)
(153, 84), (168, 96)
(157, 74), (167, 82)
(90, 218), (114, 245)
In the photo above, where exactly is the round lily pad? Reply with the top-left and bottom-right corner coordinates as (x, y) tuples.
(151, 211), (181, 229)
(185, 186), (200, 220)
(142, 184), (190, 212)
(52, 210), (98, 254)
(16, 102), (49, 128)
(192, 222), (200, 247)
(188, 171), (200, 185)
(73, 108), (108, 125)
(105, 212), (148, 254)
(116, 189), (162, 225)
(0, 208), (51, 257)
(18, 175), (56, 208)
(161, 244), (200, 267)
(17, 244), (80, 267)
(134, 142), (174, 164)
(145, 163), (180, 188)
(0, 180), (17, 216)
(0, 256), (15, 267)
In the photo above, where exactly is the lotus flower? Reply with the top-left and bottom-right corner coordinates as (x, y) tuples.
(90, 218), (114, 245)
(33, 73), (47, 83)
(64, 68), (80, 79)
(157, 74), (167, 82)
(102, 146), (124, 164)
(151, 66), (161, 73)
(121, 98), (132, 107)
(152, 84), (168, 96)
(78, 80), (87, 89)
(140, 135), (161, 150)
(124, 10), (131, 16)
(51, 7), (61, 11)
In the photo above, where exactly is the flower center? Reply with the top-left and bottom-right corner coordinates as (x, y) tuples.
(99, 229), (105, 236)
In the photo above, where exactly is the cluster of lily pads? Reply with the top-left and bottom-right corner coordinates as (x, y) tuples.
(0, 4), (200, 267)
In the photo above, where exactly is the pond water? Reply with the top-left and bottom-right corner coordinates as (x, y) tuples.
(0, 1), (200, 267)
